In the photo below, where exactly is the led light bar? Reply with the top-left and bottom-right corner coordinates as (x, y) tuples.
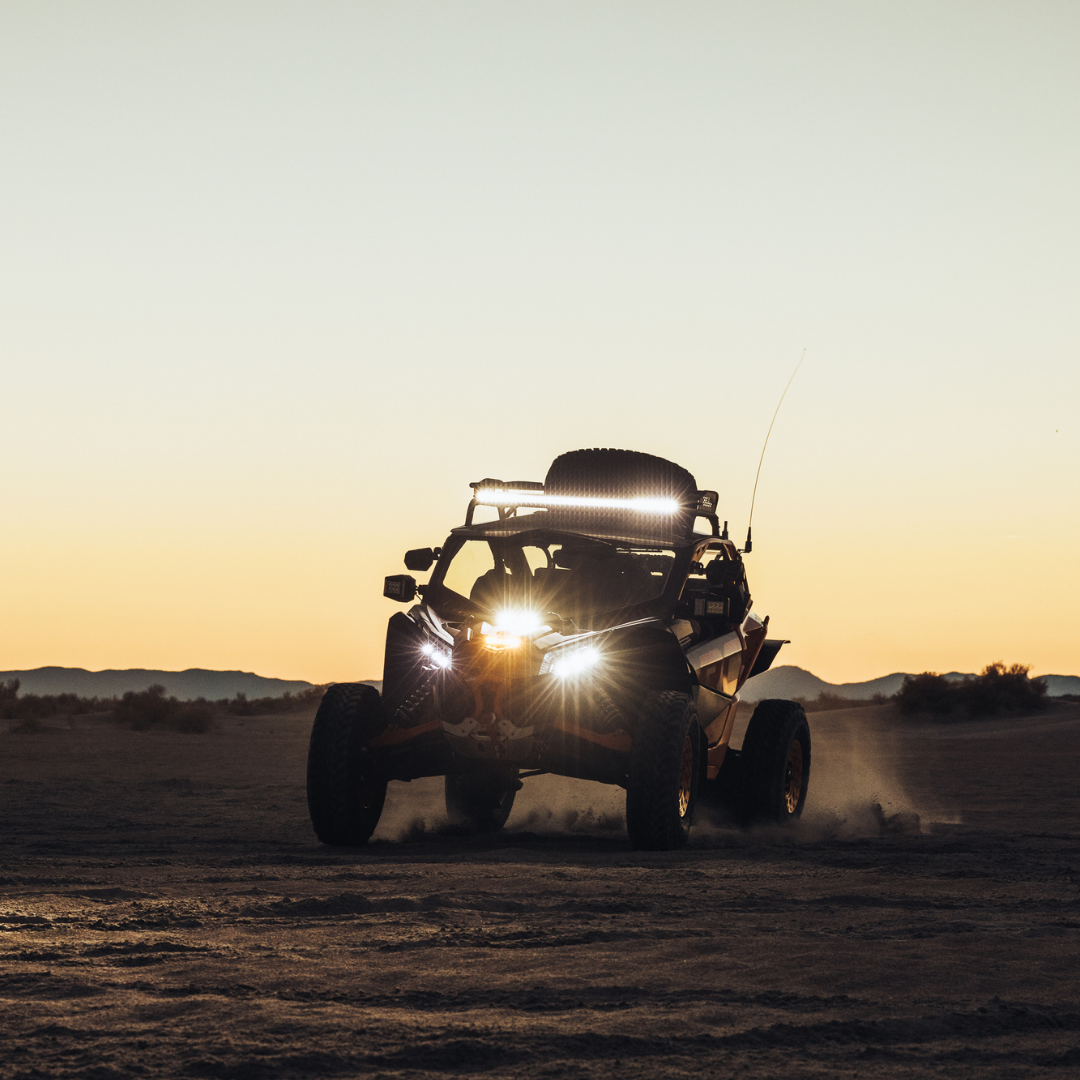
(474, 488), (682, 515)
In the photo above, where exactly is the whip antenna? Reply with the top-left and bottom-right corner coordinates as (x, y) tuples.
(744, 348), (806, 553)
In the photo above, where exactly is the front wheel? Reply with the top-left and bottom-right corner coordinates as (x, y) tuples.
(740, 699), (810, 824)
(307, 683), (388, 846)
(625, 691), (701, 850)
(445, 765), (519, 833)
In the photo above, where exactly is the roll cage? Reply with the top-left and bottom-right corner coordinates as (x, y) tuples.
(423, 520), (750, 634)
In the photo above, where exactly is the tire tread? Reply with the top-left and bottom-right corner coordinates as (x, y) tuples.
(626, 690), (699, 850)
(306, 683), (388, 846)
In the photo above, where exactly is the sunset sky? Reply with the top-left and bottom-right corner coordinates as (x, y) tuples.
(2, 1), (1077, 685)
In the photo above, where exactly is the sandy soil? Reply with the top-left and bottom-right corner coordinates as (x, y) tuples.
(2, 701), (1079, 1078)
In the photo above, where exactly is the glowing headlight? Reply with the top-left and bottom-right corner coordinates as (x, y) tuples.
(420, 641), (452, 669)
(547, 645), (602, 679)
(480, 609), (550, 651)
(492, 610), (548, 635)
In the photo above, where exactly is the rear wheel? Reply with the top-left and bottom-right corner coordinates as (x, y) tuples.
(625, 691), (701, 850)
(445, 765), (519, 833)
(740, 699), (810, 824)
(307, 683), (388, 846)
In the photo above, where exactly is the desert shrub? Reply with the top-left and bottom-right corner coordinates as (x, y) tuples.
(1, 679), (317, 730)
(1, 679), (22, 720)
(897, 672), (957, 715)
(224, 691), (258, 717)
(53, 692), (103, 716)
(1, 679), (113, 722)
(897, 663), (1047, 717)
(4, 693), (54, 721)
(958, 662), (1047, 717)
(113, 685), (214, 733)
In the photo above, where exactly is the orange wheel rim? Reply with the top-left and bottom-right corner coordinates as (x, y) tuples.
(784, 738), (804, 814)
(678, 732), (694, 818)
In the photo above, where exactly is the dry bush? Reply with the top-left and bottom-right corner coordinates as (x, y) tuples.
(2, 679), (320, 733)
(896, 672), (957, 715)
(897, 663), (1047, 718)
(1, 678), (112, 722)
(112, 685), (214, 733)
(0, 678), (18, 710)
(960, 662), (1048, 716)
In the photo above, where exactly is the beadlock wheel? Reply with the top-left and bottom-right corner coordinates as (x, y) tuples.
(740, 699), (811, 824)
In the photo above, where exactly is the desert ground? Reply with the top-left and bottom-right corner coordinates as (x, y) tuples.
(2, 699), (1079, 1079)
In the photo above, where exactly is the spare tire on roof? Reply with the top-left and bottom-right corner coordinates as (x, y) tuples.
(545, 448), (698, 503)
(542, 449), (699, 544)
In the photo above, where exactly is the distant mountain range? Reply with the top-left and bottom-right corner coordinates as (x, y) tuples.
(4, 664), (1076, 704)
(0, 667), (316, 701)
(742, 665), (1080, 701)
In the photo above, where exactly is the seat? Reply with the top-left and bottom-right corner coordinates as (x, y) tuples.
(470, 568), (533, 611)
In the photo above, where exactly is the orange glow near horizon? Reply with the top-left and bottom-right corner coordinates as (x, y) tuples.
(1, 5), (1077, 686)
(2, 493), (1077, 687)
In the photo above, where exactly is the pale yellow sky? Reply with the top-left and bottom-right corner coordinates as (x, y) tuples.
(2, 1), (1077, 683)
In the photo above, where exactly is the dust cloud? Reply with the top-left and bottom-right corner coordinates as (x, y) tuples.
(372, 772), (627, 842)
(510, 773), (626, 834)
(371, 775), (448, 842)
(374, 706), (957, 844)
(797, 707), (961, 838)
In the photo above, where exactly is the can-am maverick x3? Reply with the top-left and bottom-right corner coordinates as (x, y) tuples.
(307, 448), (808, 850)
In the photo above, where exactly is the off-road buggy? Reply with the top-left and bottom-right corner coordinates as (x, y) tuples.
(307, 449), (809, 850)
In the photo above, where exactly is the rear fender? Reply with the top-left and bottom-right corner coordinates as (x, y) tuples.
(747, 638), (787, 680)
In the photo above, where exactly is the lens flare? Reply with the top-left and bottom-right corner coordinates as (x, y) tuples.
(492, 610), (548, 635)
(550, 645), (602, 679)
(420, 641), (452, 669)
(480, 609), (550, 651)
